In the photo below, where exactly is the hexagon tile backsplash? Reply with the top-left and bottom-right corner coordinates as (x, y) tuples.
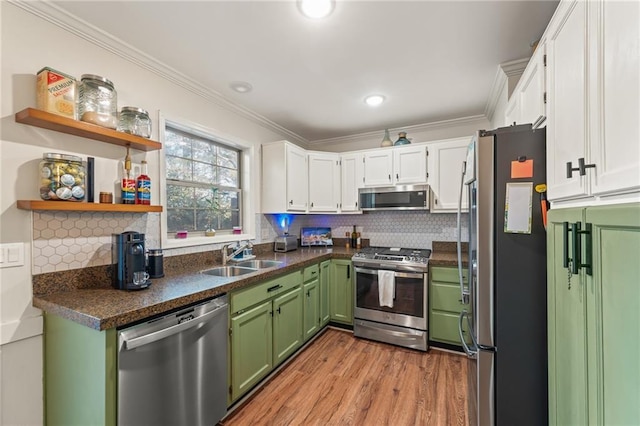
(32, 212), (160, 274)
(32, 210), (467, 275)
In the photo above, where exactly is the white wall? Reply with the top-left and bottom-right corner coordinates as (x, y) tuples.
(0, 3), (290, 424)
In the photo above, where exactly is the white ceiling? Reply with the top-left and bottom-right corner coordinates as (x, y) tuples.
(49, 0), (558, 143)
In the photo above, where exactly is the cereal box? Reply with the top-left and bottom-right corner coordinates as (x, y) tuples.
(36, 67), (76, 119)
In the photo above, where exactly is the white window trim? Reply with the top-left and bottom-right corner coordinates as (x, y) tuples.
(158, 111), (256, 249)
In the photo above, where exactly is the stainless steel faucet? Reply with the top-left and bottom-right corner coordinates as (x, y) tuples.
(222, 240), (252, 265)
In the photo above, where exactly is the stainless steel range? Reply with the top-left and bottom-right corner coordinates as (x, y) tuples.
(352, 247), (431, 351)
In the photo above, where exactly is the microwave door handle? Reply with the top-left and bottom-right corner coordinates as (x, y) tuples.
(457, 160), (469, 304)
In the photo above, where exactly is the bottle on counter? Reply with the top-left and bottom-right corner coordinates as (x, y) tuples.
(121, 148), (135, 204)
(351, 226), (357, 249)
(136, 160), (151, 205)
(356, 232), (362, 249)
(345, 231), (350, 249)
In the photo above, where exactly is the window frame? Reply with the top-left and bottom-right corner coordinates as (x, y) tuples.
(158, 112), (256, 249)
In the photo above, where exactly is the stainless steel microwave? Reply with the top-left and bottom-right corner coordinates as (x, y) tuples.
(358, 184), (430, 211)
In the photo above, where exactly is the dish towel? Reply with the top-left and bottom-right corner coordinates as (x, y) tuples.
(378, 270), (395, 308)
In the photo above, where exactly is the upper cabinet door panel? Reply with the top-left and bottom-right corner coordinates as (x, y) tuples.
(363, 150), (393, 186)
(519, 44), (546, 127)
(589, 0), (640, 197)
(393, 145), (427, 185)
(340, 153), (363, 212)
(285, 144), (308, 212)
(308, 153), (340, 212)
(546, 0), (589, 201)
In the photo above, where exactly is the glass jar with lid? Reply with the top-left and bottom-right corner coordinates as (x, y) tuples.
(78, 74), (118, 129)
(39, 153), (86, 201)
(117, 106), (152, 138)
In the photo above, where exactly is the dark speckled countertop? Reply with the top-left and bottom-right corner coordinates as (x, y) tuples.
(33, 247), (355, 331)
(429, 241), (469, 268)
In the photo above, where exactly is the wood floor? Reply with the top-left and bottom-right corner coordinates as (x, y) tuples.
(221, 328), (468, 426)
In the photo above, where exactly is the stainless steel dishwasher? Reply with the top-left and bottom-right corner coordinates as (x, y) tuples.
(117, 294), (228, 426)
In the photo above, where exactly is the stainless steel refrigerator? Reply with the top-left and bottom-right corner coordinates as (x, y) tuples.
(456, 125), (548, 426)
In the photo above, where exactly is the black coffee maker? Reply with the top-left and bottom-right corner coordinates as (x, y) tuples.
(112, 231), (151, 290)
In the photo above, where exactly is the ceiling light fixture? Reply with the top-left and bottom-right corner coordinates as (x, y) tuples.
(365, 95), (385, 107)
(230, 81), (253, 93)
(298, 0), (335, 19)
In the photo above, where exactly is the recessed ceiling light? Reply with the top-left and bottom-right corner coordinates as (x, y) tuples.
(365, 95), (385, 107)
(298, 0), (335, 19)
(230, 81), (253, 93)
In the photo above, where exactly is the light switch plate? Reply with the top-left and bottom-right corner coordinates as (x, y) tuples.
(0, 243), (25, 268)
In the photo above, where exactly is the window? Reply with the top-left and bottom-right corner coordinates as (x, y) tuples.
(164, 125), (241, 235)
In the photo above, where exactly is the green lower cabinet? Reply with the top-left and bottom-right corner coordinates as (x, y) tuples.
(229, 270), (303, 403)
(548, 203), (640, 426)
(230, 300), (273, 402)
(303, 278), (320, 341)
(319, 260), (330, 326)
(429, 266), (469, 347)
(44, 313), (117, 426)
(330, 259), (353, 325)
(273, 287), (304, 365)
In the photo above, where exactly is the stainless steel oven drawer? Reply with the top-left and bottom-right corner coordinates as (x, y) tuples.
(354, 319), (428, 351)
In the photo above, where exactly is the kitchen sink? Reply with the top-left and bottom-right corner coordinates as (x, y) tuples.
(232, 259), (284, 269)
(201, 266), (257, 277)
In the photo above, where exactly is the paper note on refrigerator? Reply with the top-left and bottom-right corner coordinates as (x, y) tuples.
(504, 182), (533, 234)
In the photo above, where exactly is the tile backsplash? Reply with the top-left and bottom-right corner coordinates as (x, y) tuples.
(31, 210), (467, 274)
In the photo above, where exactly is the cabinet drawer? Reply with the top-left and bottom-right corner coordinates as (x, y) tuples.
(430, 283), (466, 313)
(431, 266), (468, 283)
(231, 271), (302, 314)
(429, 311), (468, 345)
(303, 264), (319, 282)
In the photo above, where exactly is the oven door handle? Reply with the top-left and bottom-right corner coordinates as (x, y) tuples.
(353, 267), (424, 280)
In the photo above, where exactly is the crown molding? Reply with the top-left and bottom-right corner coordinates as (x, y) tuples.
(10, 0), (308, 146)
(484, 65), (508, 124)
(500, 57), (530, 77)
(308, 115), (487, 147)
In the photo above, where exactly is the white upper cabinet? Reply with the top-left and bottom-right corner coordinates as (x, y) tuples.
(428, 137), (471, 213)
(308, 152), (340, 212)
(363, 149), (394, 186)
(261, 141), (308, 213)
(505, 93), (521, 127)
(588, 0), (640, 197)
(393, 144), (428, 185)
(546, 0), (640, 204)
(546, 0), (589, 202)
(519, 43), (547, 128)
(363, 145), (428, 187)
(340, 152), (363, 213)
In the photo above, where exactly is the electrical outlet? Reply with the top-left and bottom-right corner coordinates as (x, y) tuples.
(261, 228), (270, 240)
(0, 243), (25, 268)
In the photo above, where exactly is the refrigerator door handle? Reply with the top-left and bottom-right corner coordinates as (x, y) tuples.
(457, 161), (469, 304)
(458, 310), (477, 358)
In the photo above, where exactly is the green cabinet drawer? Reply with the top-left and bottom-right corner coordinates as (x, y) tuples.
(231, 271), (302, 314)
(430, 283), (465, 313)
(429, 311), (468, 345)
(431, 266), (468, 283)
(303, 264), (319, 282)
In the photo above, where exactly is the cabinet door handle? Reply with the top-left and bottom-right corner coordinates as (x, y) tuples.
(267, 284), (282, 292)
(277, 307), (281, 314)
(562, 222), (570, 269)
(388, 174), (391, 181)
(347, 265), (350, 279)
(306, 290), (311, 298)
(576, 223), (593, 276)
(289, 200), (293, 205)
(311, 202), (314, 207)
(570, 222), (580, 275)
(566, 157), (596, 178)
(396, 173), (399, 180)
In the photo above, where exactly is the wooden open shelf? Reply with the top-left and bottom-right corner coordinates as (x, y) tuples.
(15, 108), (162, 152)
(17, 200), (163, 213)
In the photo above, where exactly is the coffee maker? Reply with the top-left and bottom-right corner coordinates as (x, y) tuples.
(112, 231), (151, 290)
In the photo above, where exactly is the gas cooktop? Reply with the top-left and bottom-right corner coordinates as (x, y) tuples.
(351, 246), (431, 270)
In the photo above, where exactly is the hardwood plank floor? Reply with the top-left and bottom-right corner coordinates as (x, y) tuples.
(221, 328), (468, 426)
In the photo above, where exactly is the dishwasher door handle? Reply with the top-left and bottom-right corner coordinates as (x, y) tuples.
(122, 305), (227, 351)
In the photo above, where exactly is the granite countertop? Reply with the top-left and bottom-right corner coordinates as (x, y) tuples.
(33, 247), (355, 331)
(429, 241), (469, 268)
